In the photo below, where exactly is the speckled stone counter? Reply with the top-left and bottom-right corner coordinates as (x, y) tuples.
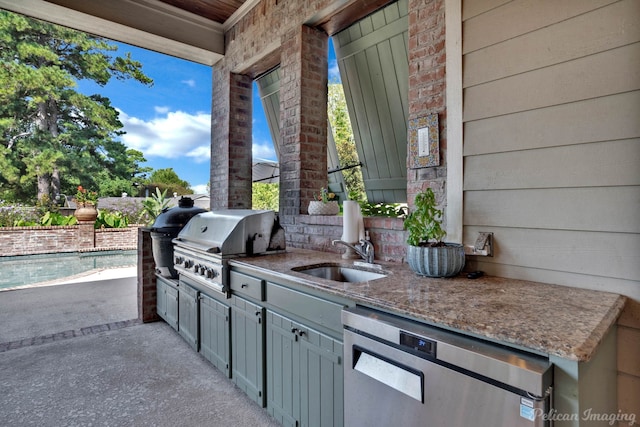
(230, 248), (626, 362)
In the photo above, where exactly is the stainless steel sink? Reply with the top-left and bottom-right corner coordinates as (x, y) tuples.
(292, 263), (387, 283)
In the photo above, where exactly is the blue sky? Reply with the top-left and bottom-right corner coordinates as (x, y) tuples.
(76, 41), (340, 194)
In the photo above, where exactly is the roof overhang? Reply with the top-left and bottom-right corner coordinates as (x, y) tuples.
(0, 0), (226, 65)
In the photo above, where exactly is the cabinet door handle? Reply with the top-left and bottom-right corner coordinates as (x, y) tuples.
(241, 283), (249, 288)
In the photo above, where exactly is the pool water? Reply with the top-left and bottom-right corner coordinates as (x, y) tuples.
(0, 250), (137, 290)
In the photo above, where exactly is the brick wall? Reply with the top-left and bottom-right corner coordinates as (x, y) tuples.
(0, 225), (138, 256)
(137, 228), (158, 323)
(407, 0), (447, 211)
(213, 0), (447, 262)
(291, 214), (406, 263)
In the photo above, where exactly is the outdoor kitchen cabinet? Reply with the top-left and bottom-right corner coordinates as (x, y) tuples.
(265, 282), (345, 427)
(229, 270), (266, 406)
(156, 275), (178, 331)
(199, 293), (231, 378)
(177, 281), (199, 351)
(231, 295), (265, 407)
(266, 309), (343, 427)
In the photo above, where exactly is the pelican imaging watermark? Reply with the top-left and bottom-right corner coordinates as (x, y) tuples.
(533, 408), (637, 425)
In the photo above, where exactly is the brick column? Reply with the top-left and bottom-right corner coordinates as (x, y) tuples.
(137, 228), (158, 323)
(407, 0), (447, 208)
(76, 221), (95, 249)
(211, 62), (253, 210)
(279, 25), (328, 226)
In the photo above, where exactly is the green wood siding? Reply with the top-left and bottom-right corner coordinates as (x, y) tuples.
(332, 0), (409, 203)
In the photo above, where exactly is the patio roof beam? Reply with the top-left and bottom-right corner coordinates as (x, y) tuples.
(0, 0), (225, 66)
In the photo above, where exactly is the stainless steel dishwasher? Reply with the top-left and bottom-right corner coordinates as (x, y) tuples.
(343, 307), (553, 427)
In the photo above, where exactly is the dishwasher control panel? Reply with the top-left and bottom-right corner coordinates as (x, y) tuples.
(400, 331), (436, 357)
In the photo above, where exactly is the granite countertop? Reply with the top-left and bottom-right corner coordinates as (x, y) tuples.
(230, 248), (626, 362)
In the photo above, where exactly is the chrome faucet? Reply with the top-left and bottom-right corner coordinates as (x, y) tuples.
(332, 239), (375, 264)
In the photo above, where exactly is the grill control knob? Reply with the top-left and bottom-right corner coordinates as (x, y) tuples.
(174, 256), (183, 265)
(193, 263), (201, 273)
(211, 269), (219, 278)
(184, 260), (193, 268)
(205, 268), (214, 279)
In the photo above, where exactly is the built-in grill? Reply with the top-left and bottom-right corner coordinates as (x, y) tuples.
(172, 209), (285, 297)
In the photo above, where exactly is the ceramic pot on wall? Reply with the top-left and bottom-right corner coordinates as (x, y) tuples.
(74, 204), (98, 222)
(308, 200), (339, 215)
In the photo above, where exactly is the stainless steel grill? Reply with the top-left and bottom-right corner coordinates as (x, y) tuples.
(172, 209), (285, 296)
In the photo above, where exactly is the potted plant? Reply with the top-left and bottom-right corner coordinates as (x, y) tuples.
(73, 185), (99, 221)
(404, 188), (465, 277)
(308, 187), (339, 215)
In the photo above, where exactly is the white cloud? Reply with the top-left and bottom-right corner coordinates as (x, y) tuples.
(154, 106), (170, 114)
(118, 109), (211, 160)
(186, 145), (211, 163)
(252, 138), (277, 161)
(191, 184), (208, 194)
(328, 59), (341, 83)
(182, 79), (196, 88)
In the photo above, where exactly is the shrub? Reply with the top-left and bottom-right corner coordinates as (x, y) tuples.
(0, 200), (39, 227)
(95, 209), (129, 229)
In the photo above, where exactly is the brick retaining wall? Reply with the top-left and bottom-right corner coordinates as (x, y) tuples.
(0, 225), (139, 256)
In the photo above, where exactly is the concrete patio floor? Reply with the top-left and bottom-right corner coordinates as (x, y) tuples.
(0, 271), (280, 427)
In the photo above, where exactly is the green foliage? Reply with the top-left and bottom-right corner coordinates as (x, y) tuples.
(252, 183), (279, 211)
(0, 11), (153, 202)
(149, 168), (193, 195)
(360, 202), (407, 218)
(403, 188), (446, 246)
(0, 200), (38, 226)
(95, 209), (129, 229)
(13, 210), (77, 227)
(39, 211), (77, 226)
(328, 84), (366, 201)
(140, 187), (170, 225)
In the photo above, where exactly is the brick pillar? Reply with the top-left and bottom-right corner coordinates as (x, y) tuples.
(137, 228), (158, 323)
(211, 62), (253, 210)
(279, 25), (328, 226)
(407, 0), (447, 208)
(76, 221), (95, 249)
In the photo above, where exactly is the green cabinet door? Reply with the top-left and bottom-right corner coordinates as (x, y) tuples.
(266, 310), (343, 427)
(156, 276), (178, 330)
(200, 293), (230, 377)
(178, 282), (199, 351)
(231, 296), (265, 406)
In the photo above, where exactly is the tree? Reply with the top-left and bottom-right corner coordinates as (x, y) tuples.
(252, 183), (279, 211)
(327, 83), (365, 201)
(0, 11), (153, 203)
(146, 168), (192, 196)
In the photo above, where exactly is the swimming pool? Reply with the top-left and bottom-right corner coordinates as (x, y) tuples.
(0, 250), (137, 290)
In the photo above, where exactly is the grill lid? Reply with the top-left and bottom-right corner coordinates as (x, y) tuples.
(174, 209), (278, 255)
(150, 196), (207, 233)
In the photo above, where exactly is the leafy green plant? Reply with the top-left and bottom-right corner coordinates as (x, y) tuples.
(139, 187), (170, 225)
(95, 209), (129, 229)
(40, 211), (78, 226)
(360, 202), (407, 218)
(14, 211), (77, 227)
(403, 188), (446, 247)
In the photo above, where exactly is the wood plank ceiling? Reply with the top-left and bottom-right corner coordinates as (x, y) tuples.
(158, 0), (247, 24)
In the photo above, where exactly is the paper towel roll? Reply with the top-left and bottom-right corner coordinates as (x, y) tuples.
(342, 201), (364, 243)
